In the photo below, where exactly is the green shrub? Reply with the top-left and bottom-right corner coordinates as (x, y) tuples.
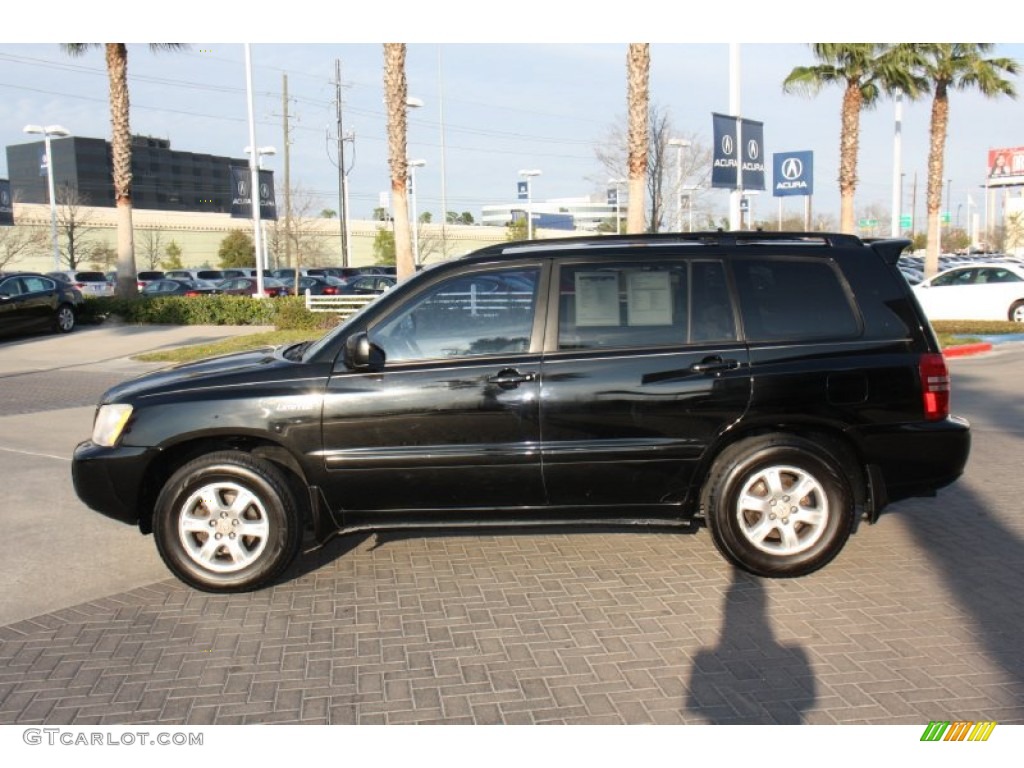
(273, 297), (339, 331)
(83, 295), (278, 326)
(930, 320), (1024, 336)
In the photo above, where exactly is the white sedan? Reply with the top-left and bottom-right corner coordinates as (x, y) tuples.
(912, 263), (1024, 322)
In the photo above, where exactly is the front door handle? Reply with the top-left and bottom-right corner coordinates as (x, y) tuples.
(488, 369), (537, 389)
(690, 356), (739, 374)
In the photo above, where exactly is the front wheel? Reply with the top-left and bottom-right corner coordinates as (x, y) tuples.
(702, 435), (855, 578)
(53, 304), (76, 333)
(153, 452), (303, 592)
(1010, 300), (1024, 323)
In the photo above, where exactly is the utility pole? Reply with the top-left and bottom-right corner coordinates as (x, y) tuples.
(282, 73), (292, 271)
(334, 59), (350, 267)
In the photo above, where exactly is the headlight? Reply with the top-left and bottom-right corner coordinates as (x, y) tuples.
(91, 404), (134, 447)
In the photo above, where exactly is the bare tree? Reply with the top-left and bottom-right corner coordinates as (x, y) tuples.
(267, 186), (329, 271)
(54, 183), (99, 269)
(137, 228), (165, 270)
(0, 225), (47, 271)
(415, 222), (444, 264)
(596, 103), (712, 233)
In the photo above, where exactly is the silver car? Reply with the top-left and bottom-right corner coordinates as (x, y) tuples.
(47, 270), (115, 298)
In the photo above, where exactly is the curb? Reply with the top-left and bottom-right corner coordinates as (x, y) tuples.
(943, 343), (993, 358)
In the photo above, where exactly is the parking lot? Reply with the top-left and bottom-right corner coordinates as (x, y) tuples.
(1, 324), (1023, 727)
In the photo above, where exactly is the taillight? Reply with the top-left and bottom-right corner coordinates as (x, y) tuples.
(185, 290), (199, 297)
(919, 353), (950, 421)
(324, 287), (338, 295)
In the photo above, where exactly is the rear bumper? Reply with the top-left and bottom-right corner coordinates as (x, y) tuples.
(72, 441), (156, 526)
(858, 416), (971, 511)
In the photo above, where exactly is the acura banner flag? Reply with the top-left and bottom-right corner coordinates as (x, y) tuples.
(773, 151), (813, 197)
(0, 180), (13, 226)
(711, 113), (766, 191)
(230, 167), (278, 220)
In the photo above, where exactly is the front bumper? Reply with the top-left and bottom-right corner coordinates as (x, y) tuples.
(72, 441), (158, 526)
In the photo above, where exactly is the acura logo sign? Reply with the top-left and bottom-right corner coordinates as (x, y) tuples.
(747, 140), (759, 161)
(0, 190), (9, 206)
(781, 157), (803, 180)
(721, 135), (734, 156)
(237, 180), (248, 197)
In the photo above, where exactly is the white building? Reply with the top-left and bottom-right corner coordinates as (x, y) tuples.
(480, 196), (623, 232)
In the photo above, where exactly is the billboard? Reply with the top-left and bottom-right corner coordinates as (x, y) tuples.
(987, 147), (1024, 186)
(772, 151), (813, 197)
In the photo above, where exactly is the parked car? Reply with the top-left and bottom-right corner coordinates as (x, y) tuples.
(269, 268), (310, 282)
(0, 271), (83, 336)
(307, 267), (363, 281)
(297, 275), (348, 295)
(912, 263), (1024, 322)
(104, 270), (167, 290)
(140, 278), (219, 297)
(164, 269), (226, 283)
(338, 274), (396, 295)
(73, 232), (970, 592)
(137, 270), (166, 289)
(220, 269), (258, 279)
(215, 277), (291, 298)
(47, 270), (114, 298)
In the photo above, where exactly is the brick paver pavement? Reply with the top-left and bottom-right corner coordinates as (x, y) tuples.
(1, 342), (1022, 725)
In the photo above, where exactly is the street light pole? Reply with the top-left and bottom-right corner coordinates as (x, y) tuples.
(245, 146), (276, 272)
(23, 124), (70, 271)
(518, 169), (541, 239)
(668, 138), (691, 232)
(408, 159), (426, 266)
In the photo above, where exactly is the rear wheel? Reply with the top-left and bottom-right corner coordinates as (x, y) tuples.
(702, 434), (855, 578)
(1009, 300), (1024, 323)
(153, 452), (303, 592)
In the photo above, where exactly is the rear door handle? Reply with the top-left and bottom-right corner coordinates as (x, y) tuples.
(488, 369), (537, 389)
(690, 356), (739, 374)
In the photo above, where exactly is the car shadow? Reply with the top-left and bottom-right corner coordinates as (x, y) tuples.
(683, 568), (817, 723)
(891, 363), (1024, 718)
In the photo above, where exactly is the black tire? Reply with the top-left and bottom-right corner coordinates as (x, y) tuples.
(701, 434), (855, 578)
(153, 451), (303, 592)
(53, 303), (76, 334)
(1009, 300), (1024, 323)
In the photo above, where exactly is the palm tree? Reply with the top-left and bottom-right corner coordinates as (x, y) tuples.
(783, 44), (894, 234)
(626, 44), (650, 235)
(383, 43), (414, 281)
(62, 44), (186, 298)
(914, 44), (1018, 278)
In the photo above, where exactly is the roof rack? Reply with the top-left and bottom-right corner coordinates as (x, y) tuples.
(468, 230), (866, 258)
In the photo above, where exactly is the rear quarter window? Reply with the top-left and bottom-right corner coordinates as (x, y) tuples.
(732, 257), (859, 342)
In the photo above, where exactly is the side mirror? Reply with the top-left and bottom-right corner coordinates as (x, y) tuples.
(343, 332), (385, 371)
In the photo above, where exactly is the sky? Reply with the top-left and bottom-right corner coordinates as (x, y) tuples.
(1, 5), (1020, 235)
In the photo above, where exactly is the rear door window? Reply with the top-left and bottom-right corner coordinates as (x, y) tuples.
(732, 257), (859, 341)
(555, 260), (736, 350)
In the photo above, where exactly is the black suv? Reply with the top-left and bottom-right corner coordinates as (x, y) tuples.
(72, 232), (970, 592)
